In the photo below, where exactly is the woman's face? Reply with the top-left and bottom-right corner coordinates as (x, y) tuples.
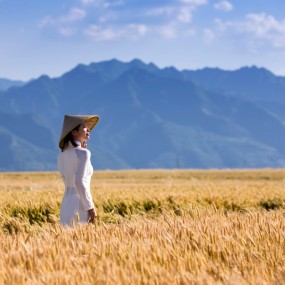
(72, 123), (90, 144)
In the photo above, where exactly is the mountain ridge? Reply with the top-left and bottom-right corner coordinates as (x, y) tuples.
(0, 59), (284, 171)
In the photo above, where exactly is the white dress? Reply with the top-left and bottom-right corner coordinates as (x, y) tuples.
(58, 141), (94, 226)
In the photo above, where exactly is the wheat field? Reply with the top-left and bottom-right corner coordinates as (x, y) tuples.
(0, 169), (285, 284)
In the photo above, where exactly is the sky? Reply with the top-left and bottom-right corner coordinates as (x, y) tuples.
(1, 0), (285, 81)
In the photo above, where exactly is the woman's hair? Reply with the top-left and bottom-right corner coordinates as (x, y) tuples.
(61, 124), (80, 152)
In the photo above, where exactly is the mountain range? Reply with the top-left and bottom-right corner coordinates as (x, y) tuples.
(0, 58), (285, 171)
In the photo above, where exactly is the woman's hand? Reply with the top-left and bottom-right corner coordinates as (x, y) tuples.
(88, 208), (97, 223)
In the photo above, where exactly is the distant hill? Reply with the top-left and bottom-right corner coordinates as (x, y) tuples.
(0, 112), (56, 171)
(0, 59), (285, 171)
(183, 66), (285, 103)
(0, 78), (25, 91)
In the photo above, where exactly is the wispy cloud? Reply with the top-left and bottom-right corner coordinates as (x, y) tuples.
(214, 13), (285, 48)
(146, 6), (175, 17)
(39, 0), (207, 41)
(84, 24), (148, 41)
(242, 13), (285, 48)
(39, 16), (55, 29)
(177, 7), (194, 23)
(59, 8), (86, 23)
(145, 0), (207, 23)
(214, 0), (233, 12)
(180, 0), (208, 5)
(157, 23), (178, 39)
(58, 27), (76, 37)
(146, 5), (195, 24)
(79, 0), (94, 4)
(79, 0), (124, 8)
(39, 7), (86, 29)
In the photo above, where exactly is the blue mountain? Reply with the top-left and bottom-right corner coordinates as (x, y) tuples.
(0, 59), (284, 171)
(0, 78), (24, 91)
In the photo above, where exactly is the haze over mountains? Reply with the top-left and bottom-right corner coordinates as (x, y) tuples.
(0, 59), (285, 171)
(0, 78), (24, 92)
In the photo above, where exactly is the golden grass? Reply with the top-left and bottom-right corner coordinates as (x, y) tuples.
(0, 169), (285, 284)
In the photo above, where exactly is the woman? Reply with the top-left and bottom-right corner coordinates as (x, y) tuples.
(58, 114), (99, 226)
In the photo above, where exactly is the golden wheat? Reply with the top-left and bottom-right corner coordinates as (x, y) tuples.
(0, 169), (285, 284)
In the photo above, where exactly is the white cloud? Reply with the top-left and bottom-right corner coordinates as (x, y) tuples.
(98, 13), (117, 23)
(243, 13), (285, 34)
(79, 0), (94, 4)
(177, 7), (193, 23)
(58, 27), (76, 37)
(146, 5), (197, 25)
(158, 23), (177, 39)
(39, 8), (86, 30)
(214, 18), (231, 32)
(84, 25), (120, 40)
(214, 13), (285, 48)
(59, 8), (86, 23)
(174, 0), (207, 25)
(242, 13), (285, 47)
(103, 0), (125, 8)
(214, 1), (233, 12)
(80, 0), (124, 8)
(146, 6), (194, 24)
(84, 24), (148, 41)
(180, 0), (207, 5)
(128, 24), (148, 38)
(146, 6), (175, 17)
(39, 1), (203, 41)
(39, 16), (55, 28)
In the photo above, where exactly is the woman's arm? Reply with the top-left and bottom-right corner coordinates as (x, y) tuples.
(74, 148), (95, 211)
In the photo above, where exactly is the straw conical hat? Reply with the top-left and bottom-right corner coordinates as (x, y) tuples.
(59, 115), (99, 149)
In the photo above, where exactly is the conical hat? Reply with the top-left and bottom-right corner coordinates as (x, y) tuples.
(59, 115), (99, 149)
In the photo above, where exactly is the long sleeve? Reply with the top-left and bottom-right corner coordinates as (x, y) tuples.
(74, 148), (94, 211)
(57, 153), (64, 178)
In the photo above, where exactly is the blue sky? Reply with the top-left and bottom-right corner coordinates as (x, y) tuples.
(1, 0), (285, 80)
